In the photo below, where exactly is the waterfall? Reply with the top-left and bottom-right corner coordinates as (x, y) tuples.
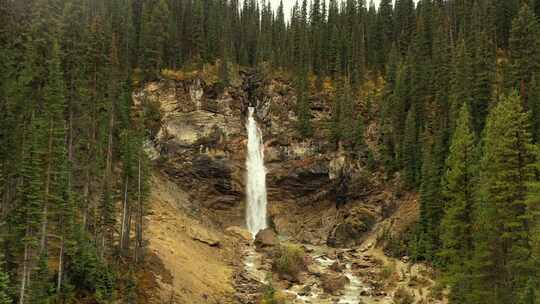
(245, 107), (268, 237)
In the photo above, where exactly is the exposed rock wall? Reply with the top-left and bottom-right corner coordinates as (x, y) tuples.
(134, 70), (407, 247)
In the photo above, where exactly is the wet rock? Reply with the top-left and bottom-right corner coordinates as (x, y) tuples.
(254, 228), (278, 250)
(330, 261), (344, 273)
(298, 285), (312, 296)
(307, 264), (322, 277)
(352, 261), (373, 270)
(321, 272), (350, 295)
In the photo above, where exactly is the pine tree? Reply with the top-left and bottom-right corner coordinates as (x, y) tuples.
(471, 92), (535, 304)
(296, 91), (313, 138)
(339, 79), (356, 148)
(402, 106), (418, 187)
(0, 249), (11, 304)
(449, 39), (473, 134)
(28, 254), (51, 304)
(525, 146), (540, 304)
(471, 30), (495, 134)
(439, 104), (477, 303)
(530, 75), (540, 143)
(417, 106), (446, 262)
(140, 0), (170, 78)
(509, 3), (540, 108)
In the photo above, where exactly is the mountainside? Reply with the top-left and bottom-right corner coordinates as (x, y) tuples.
(133, 70), (437, 303)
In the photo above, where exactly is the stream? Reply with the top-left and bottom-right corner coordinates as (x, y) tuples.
(242, 244), (384, 304)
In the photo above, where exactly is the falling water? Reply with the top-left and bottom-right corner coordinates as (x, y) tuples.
(245, 107), (268, 237)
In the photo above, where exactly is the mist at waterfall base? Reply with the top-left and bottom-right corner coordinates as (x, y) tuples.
(245, 107), (268, 237)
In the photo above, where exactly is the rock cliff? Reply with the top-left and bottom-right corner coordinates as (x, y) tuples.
(134, 69), (409, 248)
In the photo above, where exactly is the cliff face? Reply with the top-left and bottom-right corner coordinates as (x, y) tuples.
(134, 70), (408, 248)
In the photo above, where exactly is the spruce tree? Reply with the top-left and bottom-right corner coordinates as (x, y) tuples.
(472, 92), (535, 304)
(439, 104), (477, 303)
(509, 3), (540, 107)
(0, 249), (11, 304)
(140, 0), (170, 78)
(530, 75), (540, 143)
(402, 106), (418, 187)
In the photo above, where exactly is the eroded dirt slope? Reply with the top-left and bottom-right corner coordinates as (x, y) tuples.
(140, 173), (241, 304)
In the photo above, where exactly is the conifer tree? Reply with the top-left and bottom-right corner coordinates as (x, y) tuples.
(402, 106), (418, 187)
(339, 79), (356, 148)
(449, 39), (473, 134)
(439, 104), (477, 303)
(509, 3), (540, 107)
(0, 249), (11, 304)
(417, 107), (446, 262)
(472, 92), (535, 304)
(530, 75), (540, 142)
(295, 56), (312, 138)
(140, 0), (170, 78)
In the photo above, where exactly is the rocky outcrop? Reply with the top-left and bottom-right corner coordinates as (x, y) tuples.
(254, 228), (278, 250)
(320, 272), (350, 295)
(134, 69), (404, 247)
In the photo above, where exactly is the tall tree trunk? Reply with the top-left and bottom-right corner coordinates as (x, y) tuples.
(101, 105), (114, 258)
(57, 235), (64, 295)
(135, 156), (143, 263)
(120, 175), (129, 252)
(19, 227), (30, 304)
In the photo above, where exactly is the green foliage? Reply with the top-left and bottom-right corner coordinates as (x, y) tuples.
(28, 254), (52, 304)
(439, 104), (477, 302)
(0, 252), (11, 304)
(329, 77), (357, 148)
(260, 280), (287, 304)
(509, 3), (540, 97)
(65, 230), (116, 302)
(402, 107), (418, 187)
(471, 92), (535, 304)
(272, 243), (307, 281)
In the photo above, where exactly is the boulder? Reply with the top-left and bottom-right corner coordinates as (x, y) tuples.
(254, 228), (278, 250)
(188, 227), (220, 247)
(321, 272), (350, 295)
(225, 226), (252, 242)
(330, 261), (344, 273)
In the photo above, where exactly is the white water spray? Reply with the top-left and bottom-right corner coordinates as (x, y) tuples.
(245, 107), (268, 237)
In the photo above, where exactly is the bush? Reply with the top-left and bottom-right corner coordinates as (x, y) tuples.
(380, 262), (396, 281)
(260, 281), (288, 304)
(272, 243), (307, 281)
(141, 99), (162, 139)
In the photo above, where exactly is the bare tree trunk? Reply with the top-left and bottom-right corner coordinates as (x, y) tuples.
(82, 164), (90, 229)
(120, 175), (129, 252)
(135, 156), (143, 263)
(57, 236), (64, 294)
(19, 227), (30, 304)
(101, 106), (114, 258)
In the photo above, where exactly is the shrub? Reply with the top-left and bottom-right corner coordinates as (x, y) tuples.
(272, 243), (307, 281)
(260, 281), (288, 304)
(380, 262), (396, 281)
(141, 98), (162, 139)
